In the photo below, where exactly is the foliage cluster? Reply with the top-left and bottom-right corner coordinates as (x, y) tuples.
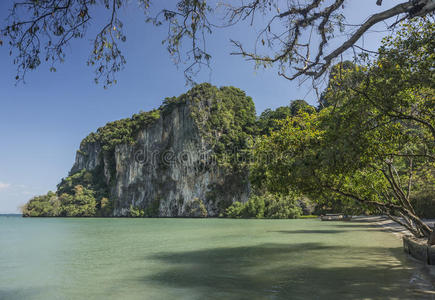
(22, 185), (97, 217)
(185, 198), (208, 217)
(56, 167), (112, 216)
(225, 193), (302, 219)
(256, 100), (315, 135)
(126, 198), (161, 217)
(80, 109), (161, 153)
(179, 83), (257, 171)
(128, 205), (145, 217)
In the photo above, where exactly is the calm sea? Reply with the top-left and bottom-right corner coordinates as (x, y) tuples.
(1, 216), (434, 299)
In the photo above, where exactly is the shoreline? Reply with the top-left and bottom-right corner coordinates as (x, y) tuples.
(353, 215), (435, 295)
(351, 215), (435, 239)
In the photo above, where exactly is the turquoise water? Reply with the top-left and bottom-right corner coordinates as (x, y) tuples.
(1, 216), (434, 299)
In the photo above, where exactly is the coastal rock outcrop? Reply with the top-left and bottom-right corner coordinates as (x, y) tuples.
(25, 83), (255, 217)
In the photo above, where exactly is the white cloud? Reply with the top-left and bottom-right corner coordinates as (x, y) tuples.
(0, 182), (11, 191)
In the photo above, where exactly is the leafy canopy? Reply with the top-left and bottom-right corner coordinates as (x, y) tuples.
(253, 19), (434, 238)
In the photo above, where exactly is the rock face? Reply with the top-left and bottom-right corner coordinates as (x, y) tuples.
(68, 84), (254, 217)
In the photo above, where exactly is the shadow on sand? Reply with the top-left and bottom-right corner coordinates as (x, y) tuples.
(332, 223), (380, 229)
(140, 242), (432, 299)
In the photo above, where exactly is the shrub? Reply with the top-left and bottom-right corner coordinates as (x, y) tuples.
(99, 197), (112, 216)
(242, 195), (265, 218)
(265, 194), (302, 219)
(225, 201), (244, 218)
(129, 205), (145, 217)
(225, 192), (302, 219)
(185, 198), (208, 217)
(59, 185), (97, 217)
(22, 191), (60, 217)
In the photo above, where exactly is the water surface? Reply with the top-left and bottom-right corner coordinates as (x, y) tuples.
(1, 216), (434, 299)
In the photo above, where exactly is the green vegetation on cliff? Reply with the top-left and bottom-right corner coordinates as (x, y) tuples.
(162, 83), (257, 170)
(55, 168), (113, 216)
(22, 185), (98, 217)
(80, 109), (161, 153)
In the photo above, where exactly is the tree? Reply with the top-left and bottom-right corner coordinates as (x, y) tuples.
(253, 100), (316, 190)
(255, 107), (434, 238)
(60, 185), (97, 216)
(225, 192), (302, 219)
(289, 100), (316, 116)
(256, 106), (293, 135)
(22, 191), (61, 217)
(22, 185), (98, 217)
(256, 100), (315, 135)
(1, 1), (434, 86)
(253, 20), (434, 239)
(318, 61), (357, 109)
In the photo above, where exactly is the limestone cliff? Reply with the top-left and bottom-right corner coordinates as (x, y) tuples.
(56, 83), (255, 217)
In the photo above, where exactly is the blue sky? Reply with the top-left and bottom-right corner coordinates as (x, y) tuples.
(0, 1), (399, 213)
